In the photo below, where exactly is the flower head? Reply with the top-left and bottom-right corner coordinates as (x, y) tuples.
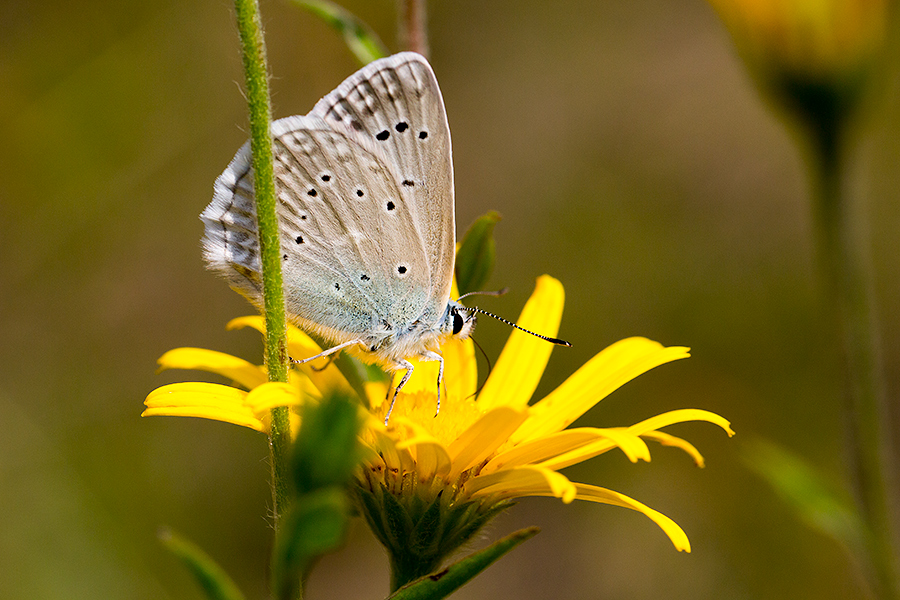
(145, 275), (732, 586)
(708, 0), (890, 127)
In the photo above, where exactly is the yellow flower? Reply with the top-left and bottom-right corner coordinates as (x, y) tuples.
(143, 317), (357, 435)
(707, 0), (890, 115)
(709, 0), (888, 77)
(145, 275), (732, 580)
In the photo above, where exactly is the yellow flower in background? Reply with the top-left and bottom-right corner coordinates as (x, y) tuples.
(145, 275), (732, 579)
(708, 0), (889, 78)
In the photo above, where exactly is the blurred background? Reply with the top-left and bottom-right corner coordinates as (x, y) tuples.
(2, 0), (899, 598)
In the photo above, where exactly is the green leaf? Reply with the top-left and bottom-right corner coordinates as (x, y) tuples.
(455, 212), (501, 296)
(742, 438), (865, 552)
(387, 527), (540, 600)
(158, 528), (246, 600)
(291, 392), (363, 495)
(291, 0), (388, 65)
(272, 488), (350, 600)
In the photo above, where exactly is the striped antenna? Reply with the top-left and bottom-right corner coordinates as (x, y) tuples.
(465, 306), (571, 347)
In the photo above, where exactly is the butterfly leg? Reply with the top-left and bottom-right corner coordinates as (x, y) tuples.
(309, 354), (336, 372)
(417, 350), (445, 417)
(385, 358), (415, 425)
(291, 339), (364, 368)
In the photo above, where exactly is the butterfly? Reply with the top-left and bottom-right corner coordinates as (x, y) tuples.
(201, 53), (476, 421)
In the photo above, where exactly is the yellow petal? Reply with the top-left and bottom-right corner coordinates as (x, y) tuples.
(512, 338), (690, 443)
(482, 427), (651, 475)
(227, 316), (354, 395)
(141, 406), (265, 431)
(626, 409), (735, 438)
(142, 382), (264, 431)
(446, 407), (529, 479)
(536, 409), (733, 471)
(245, 382), (304, 416)
(372, 431), (401, 473)
(391, 357), (437, 396)
(638, 430), (706, 467)
(442, 337), (477, 402)
(365, 381), (390, 411)
(402, 438), (452, 481)
(157, 348), (267, 390)
(464, 465), (577, 503)
(476, 276), (564, 411)
(568, 483), (691, 552)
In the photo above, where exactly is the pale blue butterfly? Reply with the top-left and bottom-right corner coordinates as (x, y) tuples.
(201, 52), (565, 422)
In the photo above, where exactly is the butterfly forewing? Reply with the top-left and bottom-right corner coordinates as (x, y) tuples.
(311, 52), (455, 314)
(271, 118), (432, 338)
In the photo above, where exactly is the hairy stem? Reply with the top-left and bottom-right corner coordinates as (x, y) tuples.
(232, 0), (292, 532)
(398, 0), (429, 57)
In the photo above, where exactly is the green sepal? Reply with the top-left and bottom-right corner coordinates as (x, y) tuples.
(455, 212), (501, 296)
(351, 479), (515, 590)
(356, 484), (392, 545)
(291, 392), (363, 495)
(439, 500), (513, 559)
(410, 494), (444, 557)
(291, 0), (388, 65)
(386, 527), (540, 600)
(381, 485), (416, 549)
(272, 488), (350, 600)
(158, 528), (246, 600)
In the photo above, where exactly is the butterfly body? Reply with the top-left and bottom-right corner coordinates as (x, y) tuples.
(201, 53), (475, 414)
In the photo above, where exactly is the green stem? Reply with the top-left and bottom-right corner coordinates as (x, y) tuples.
(232, 0), (292, 530)
(809, 117), (899, 600)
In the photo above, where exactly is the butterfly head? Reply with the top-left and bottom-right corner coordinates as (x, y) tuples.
(444, 301), (476, 341)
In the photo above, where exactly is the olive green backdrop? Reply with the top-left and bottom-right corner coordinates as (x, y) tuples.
(2, 0), (899, 598)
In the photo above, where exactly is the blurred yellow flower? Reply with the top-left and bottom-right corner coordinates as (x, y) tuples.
(145, 275), (732, 561)
(709, 0), (888, 74)
(708, 0), (890, 106)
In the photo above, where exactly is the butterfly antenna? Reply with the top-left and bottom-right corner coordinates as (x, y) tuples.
(457, 287), (509, 301)
(466, 306), (572, 347)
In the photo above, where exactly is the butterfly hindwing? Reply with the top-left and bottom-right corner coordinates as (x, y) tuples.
(202, 113), (434, 342)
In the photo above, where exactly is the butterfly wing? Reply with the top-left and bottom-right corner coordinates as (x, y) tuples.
(202, 52), (454, 351)
(310, 52), (456, 319)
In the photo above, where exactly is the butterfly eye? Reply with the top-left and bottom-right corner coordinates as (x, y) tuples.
(452, 311), (464, 335)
